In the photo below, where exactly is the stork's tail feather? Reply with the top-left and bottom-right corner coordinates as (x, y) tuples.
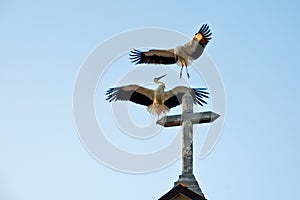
(147, 104), (169, 116)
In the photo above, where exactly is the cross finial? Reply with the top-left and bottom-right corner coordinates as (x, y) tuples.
(157, 93), (219, 196)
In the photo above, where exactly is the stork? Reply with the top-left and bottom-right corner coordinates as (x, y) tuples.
(106, 74), (209, 117)
(129, 24), (212, 78)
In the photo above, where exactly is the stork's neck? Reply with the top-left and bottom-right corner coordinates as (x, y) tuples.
(155, 81), (165, 91)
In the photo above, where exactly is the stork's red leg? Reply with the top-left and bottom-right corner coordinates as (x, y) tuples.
(186, 66), (190, 79)
(180, 66), (184, 78)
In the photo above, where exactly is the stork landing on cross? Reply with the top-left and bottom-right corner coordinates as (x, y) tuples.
(157, 93), (219, 197)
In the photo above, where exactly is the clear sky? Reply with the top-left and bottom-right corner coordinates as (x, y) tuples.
(1, 0), (300, 200)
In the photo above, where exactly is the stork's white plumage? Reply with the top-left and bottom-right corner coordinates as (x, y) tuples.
(106, 74), (209, 117)
(129, 24), (212, 78)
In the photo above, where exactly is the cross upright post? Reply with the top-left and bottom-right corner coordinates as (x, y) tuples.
(181, 92), (194, 175)
(157, 93), (220, 197)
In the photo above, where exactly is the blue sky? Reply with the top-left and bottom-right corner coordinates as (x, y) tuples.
(1, 0), (300, 199)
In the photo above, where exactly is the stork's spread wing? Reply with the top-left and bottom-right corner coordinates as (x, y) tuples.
(164, 87), (209, 109)
(129, 49), (177, 65)
(106, 85), (154, 106)
(182, 24), (212, 59)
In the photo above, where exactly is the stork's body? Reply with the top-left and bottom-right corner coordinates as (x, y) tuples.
(106, 75), (209, 117)
(129, 24), (212, 78)
(147, 75), (168, 116)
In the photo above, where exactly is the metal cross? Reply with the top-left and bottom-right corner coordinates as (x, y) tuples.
(157, 93), (219, 196)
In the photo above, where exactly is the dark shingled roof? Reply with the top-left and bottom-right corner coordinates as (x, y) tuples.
(158, 183), (207, 200)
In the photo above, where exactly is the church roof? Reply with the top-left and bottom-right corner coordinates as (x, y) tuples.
(158, 183), (207, 200)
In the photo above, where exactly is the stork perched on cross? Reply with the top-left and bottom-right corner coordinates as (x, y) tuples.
(106, 74), (209, 117)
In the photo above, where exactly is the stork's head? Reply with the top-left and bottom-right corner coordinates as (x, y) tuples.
(153, 74), (166, 85)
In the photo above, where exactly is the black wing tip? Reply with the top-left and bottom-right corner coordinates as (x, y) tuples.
(105, 87), (119, 102)
(129, 49), (143, 64)
(193, 87), (209, 92)
(105, 95), (114, 102)
(105, 95), (113, 102)
(105, 87), (116, 94)
(130, 48), (142, 54)
(197, 24), (212, 41)
(192, 88), (209, 106)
